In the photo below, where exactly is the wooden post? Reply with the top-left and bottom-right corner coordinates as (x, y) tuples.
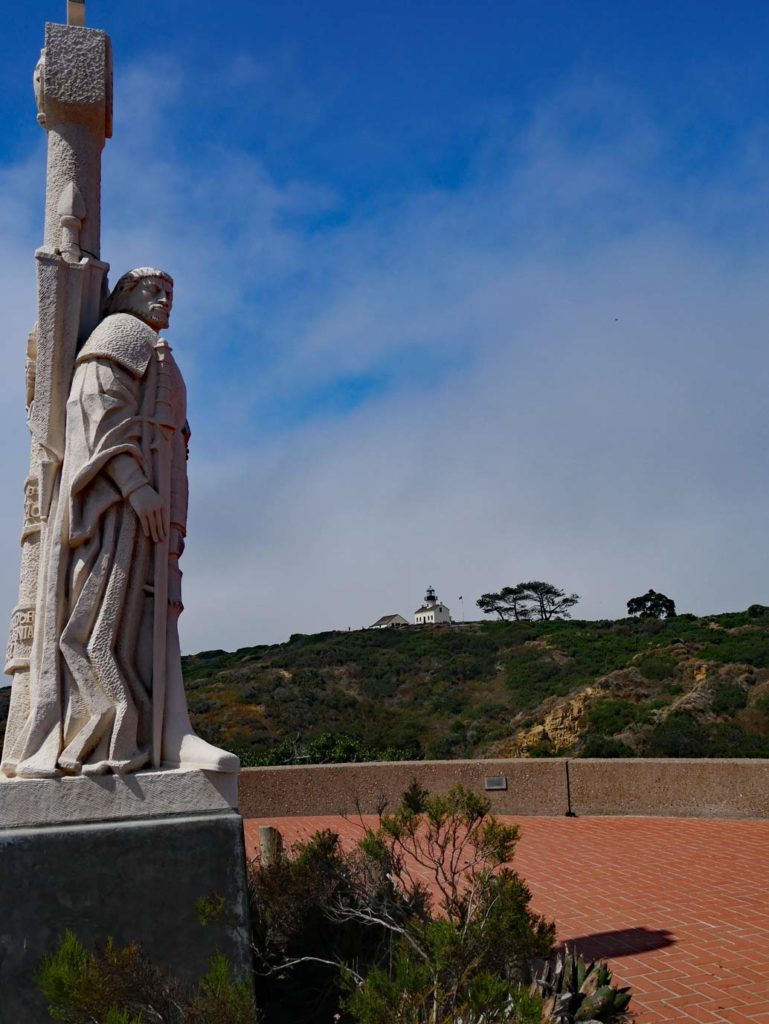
(259, 826), (284, 866)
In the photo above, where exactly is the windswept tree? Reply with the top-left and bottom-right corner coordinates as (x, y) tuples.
(477, 581), (580, 622)
(627, 589), (676, 619)
(476, 585), (532, 621)
(520, 580), (580, 621)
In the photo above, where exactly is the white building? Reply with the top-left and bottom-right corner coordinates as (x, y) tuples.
(369, 614), (409, 629)
(413, 586), (451, 625)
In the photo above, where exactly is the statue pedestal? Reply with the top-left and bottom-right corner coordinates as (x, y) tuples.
(0, 769), (253, 1024)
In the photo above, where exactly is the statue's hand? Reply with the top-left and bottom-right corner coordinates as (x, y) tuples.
(129, 484), (167, 543)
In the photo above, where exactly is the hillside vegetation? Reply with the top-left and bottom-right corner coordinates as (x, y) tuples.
(182, 608), (769, 762)
(2, 608), (769, 764)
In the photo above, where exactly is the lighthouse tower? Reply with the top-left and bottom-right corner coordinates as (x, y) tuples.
(414, 586), (451, 625)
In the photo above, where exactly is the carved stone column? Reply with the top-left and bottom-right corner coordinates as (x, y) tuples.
(3, 20), (112, 762)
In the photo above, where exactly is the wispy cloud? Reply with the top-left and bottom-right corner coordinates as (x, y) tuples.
(1, 62), (768, 653)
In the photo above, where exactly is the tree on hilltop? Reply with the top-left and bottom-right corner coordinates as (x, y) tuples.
(627, 589), (676, 619)
(476, 585), (532, 621)
(520, 580), (580, 621)
(477, 581), (580, 622)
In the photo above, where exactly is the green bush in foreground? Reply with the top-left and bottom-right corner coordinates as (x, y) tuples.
(251, 783), (558, 1023)
(37, 932), (255, 1024)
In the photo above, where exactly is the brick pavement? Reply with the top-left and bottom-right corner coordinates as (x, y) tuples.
(244, 815), (769, 1024)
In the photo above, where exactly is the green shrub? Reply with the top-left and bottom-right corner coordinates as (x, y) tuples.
(700, 633), (769, 668)
(37, 932), (256, 1024)
(711, 683), (748, 716)
(506, 649), (565, 705)
(526, 739), (560, 758)
(580, 735), (636, 758)
(637, 654), (677, 681)
(644, 697), (670, 710)
(238, 731), (420, 768)
(586, 699), (647, 736)
(642, 713), (708, 757)
(250, 785), (556, 1023)
(642, 713), (769, 758)
(194, 954), (258, 1024)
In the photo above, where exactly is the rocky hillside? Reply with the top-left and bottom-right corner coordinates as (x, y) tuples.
(2, 609), (769, 764)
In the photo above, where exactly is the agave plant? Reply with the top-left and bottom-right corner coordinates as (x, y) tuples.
(531, 948), (632, 1023)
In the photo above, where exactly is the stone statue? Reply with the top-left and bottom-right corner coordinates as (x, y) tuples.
(1, 18), (237, 782)
(1, 269), (238, 778)
(0, 20), (252, 1020)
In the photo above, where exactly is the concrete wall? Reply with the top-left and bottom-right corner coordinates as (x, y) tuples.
(239, 758), (769, 820)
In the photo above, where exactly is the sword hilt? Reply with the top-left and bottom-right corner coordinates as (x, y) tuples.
(151, 341), (175, 449)
(67, 1), (85, 27)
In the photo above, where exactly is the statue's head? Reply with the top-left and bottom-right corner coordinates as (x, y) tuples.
(106, 267), (174, 332)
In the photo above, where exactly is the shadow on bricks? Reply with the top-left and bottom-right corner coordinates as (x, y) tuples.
(561, 927), (675, 960)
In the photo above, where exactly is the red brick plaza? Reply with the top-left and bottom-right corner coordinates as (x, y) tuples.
(244, 815), (769, 1024)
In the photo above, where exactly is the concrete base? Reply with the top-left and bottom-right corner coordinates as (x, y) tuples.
(0, 777), (252, 1023)
(0, 766), (239, 828)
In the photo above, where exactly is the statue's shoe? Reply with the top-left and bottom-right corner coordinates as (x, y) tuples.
(0, 760), (17, 778)
(12, 760), (61, 779)
(162, 730), (240, 774)
(110, 749), (151, 774)
(74, 750), (150, 776)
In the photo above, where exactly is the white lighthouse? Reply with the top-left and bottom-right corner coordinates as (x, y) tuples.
(413, 586), (451, 625)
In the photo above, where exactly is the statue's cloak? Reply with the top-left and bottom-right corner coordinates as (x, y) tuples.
(4, 313), (186, 776)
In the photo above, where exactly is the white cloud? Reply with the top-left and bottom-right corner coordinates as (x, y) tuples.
(1, 65), (768, 655)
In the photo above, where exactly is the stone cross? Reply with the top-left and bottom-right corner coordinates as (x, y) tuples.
(67, 0), (85, 27)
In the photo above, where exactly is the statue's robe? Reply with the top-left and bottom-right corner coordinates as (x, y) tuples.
(3, 313), (188, 776)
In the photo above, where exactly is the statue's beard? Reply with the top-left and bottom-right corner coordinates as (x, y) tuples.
(146, 306), (169, 327)
(128, 305), (169, 330)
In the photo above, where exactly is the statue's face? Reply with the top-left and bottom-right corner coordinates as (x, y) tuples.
(125, 276), (173, 331)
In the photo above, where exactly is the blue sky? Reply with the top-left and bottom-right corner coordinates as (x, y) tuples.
(2, 2), (769, 651)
